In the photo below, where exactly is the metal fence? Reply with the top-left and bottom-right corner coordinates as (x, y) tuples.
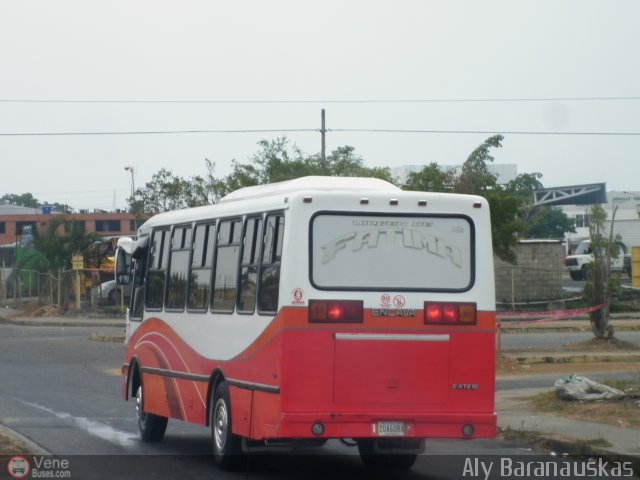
(0, 267), (126, 314)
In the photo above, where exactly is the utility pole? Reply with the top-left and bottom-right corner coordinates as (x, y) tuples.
(124, 166), (135, 203)
(124, 165), (137, 230)
(320, 109), (327, 174)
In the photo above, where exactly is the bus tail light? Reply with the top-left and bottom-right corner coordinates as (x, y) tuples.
(424, 302), (477, 325)
(309, 300), (363, 323)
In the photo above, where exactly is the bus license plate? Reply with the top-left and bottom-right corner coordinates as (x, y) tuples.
(377, 421), (405, 437)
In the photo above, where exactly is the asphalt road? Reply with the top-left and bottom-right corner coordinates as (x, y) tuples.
(562, 273), (633, 293)
(0, 323), (627, 479)
(500, 330), (640, 351)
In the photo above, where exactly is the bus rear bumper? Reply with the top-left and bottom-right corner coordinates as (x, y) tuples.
(259, 412), (497, 440)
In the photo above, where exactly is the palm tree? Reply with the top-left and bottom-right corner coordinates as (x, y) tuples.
(16, 217), (102, 309)
(18, 218), (100, 273)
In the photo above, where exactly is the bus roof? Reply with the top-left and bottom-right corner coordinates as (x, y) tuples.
(135, 176), (487, 236)
(219, 176), (400, 203)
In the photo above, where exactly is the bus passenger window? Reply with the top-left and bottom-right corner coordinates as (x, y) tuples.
(146, 229), (169, 310)
(211, 219), (242, 312)
(166, 226), (191, 311)
(238, 217), (262, 313)
(130, 247), (147, 320)
(188, 223), (215, 311)
(258, 214), (284, 314)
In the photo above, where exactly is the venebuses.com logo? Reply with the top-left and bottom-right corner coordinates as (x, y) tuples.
(6, 456), (30, 479)
(6, 455), (72, 478)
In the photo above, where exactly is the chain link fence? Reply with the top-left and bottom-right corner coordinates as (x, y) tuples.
(0, 267), (126, 314)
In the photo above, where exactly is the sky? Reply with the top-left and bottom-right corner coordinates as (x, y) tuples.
(1, 0), (639, 211)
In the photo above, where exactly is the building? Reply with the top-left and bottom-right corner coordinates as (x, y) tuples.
(0, 205), (141, 265)
(561, 190), (640, 252)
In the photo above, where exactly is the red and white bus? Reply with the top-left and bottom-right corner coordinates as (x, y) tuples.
(116, 176), (496, 470)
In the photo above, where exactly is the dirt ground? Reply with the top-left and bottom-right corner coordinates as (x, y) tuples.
(497, 336), (640, 375)
(14, 303), (59, 317)
(497, 358), (640, 376)
(562, 337), (640, 352)
(0, 427), (29, 456)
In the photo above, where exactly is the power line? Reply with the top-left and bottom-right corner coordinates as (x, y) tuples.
(2, 128), (640, 137)
(331, 128), (640, 136)
(1, 96), (640, 104)
(0, 128), (317, 137)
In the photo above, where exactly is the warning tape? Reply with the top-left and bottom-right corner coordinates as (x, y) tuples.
(495, 295), (583, 306)
(496, 303), (607, 325)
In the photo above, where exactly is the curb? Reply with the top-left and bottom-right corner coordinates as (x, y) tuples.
(0, 316), (124, 328)
(501, 428), (640, 476)
(501, 325), (640, 333)
(0, 424), (50, 456)
(502, 353), (640, 364)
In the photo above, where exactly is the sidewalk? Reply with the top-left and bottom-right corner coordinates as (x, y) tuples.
(0, 307), (124, 328)
(496, 387), (640, 466)
(498, 315), (640, 469)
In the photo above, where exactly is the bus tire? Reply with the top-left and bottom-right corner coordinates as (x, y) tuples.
(210, 381), (243, 470)
(357, 439), (418, 470)
(135, 384), (168, 442)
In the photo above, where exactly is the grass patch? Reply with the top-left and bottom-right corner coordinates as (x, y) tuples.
(0, 428), (30, 456)
(501, 427), (611, 453)
(529, 379), (640, 429)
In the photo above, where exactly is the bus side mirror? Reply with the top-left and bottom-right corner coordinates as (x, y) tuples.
(115, 247), (131, 285)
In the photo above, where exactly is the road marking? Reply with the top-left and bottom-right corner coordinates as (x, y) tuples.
(21, 401), (136, 447)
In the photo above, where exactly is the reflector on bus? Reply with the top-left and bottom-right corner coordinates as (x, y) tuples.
(424, 302), (476, 325)
(309, 300), (363, 323)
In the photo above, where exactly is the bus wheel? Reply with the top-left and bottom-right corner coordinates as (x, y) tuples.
(210, 381), (243, 470)
(357, 439), (418, 470)
(135, 385), (168, 442)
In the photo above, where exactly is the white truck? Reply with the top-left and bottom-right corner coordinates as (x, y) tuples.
(564, 239), (630, 281)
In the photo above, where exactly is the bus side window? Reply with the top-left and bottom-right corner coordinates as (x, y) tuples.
(165, 226), (192, 311)
(130, 248), (147, 320)
(238, 216), (263, 313)
(146, 229), (169, 310)
(211, 219), (242, 312)
(258, 214), (284, 314)
(188, 223), (215, 311)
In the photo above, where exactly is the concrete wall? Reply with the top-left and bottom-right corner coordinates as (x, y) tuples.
(494, 240), (564, 305)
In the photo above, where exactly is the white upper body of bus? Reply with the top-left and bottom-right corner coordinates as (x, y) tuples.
(119, 176), (495, 359)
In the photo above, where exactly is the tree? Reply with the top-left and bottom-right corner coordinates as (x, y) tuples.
(454, 135), (502, 194)
(483, 190), (523, 264)
(0, 193), (73, 213)
(14, 218), (103, 310)
(523, 206), (576, 239)
(17, 217), (101, 274)
(504, 172), (576, 239)
(129, 137), (393, 214)
(130, 168), (210, 215)
(582, 204), (620, 339)
(129, 135), (544, 265)
(1, 193), (40, 208)
(249, 137), (312, 183)
(403, 162), (454, 192)
(50, 202), (74, 214)
(225, 137), (393, 188)
(449, 135), (525, 263)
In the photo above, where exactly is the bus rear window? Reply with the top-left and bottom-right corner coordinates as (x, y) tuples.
(311, 214), (473, 291)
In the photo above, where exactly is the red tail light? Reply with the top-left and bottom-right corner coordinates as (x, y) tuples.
(309, 300), (363, 323)
(424, 302), (476, 325)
